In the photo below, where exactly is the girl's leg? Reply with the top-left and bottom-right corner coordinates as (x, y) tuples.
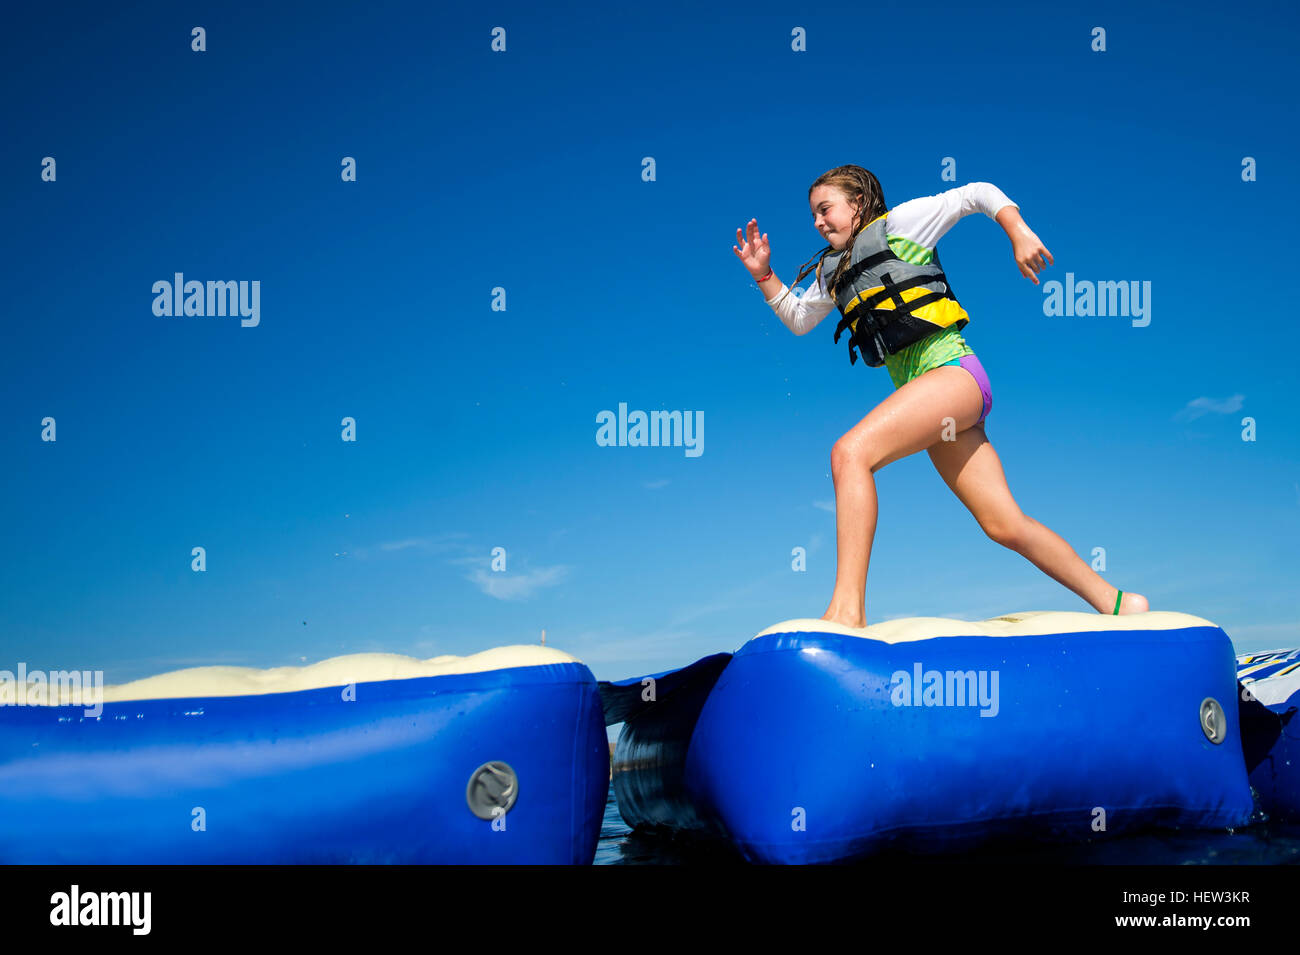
(926, 424), (1150, 614)
(824, 365), (987, 627)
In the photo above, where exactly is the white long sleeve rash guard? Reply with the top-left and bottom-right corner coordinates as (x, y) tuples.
(764, 181), (1019, 336)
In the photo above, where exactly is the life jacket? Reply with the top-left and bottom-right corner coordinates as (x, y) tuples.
(817, 212), (970, 367)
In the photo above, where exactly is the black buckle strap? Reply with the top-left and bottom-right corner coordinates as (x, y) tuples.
(849, 317), (893, 367)
(836, 248), (896, 289)
(833, 312), (859, 344)
(879, 271), (905, 313)
(878, 289), (949, 318)
(833, 312), (869, 365)
(859, 270), (953, 311)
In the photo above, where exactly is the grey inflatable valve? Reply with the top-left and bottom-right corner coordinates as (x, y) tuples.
(1199, 697), (1227, 744)
(466, 761), (519, 819)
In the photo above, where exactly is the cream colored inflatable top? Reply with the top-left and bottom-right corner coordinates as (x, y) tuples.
(9, 645), (582, 705)
(754, 610), (1219, 645)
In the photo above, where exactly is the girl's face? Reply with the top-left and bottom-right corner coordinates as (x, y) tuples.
(810, 185), (862, 251)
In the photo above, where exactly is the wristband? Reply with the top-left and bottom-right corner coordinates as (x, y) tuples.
(754, 269), (773, 283)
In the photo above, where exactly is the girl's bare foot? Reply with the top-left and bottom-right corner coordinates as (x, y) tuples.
(822, 606), (867, 629)
(1106, 588), (1149, 614)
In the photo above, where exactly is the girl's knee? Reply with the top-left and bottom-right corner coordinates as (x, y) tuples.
(982, 514), (1025, 549)
(831, 437), (876, 476)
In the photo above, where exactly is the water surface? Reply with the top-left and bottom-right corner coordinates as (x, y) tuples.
(594, 782), (1300, 865)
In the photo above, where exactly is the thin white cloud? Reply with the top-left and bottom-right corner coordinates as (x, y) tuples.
(352, 533), (470, 560)
(644, 479), (671, 489)
(1174, 394), (1245, 422)
(361, 532), (572, 602)
(548, 626), (711, 667)
(379, 539), (428, 551)
(812, 499), (835, 513)
(466, 564), (570, 601)
(379, 533), (469, 552)
(660, 569), (792, 629)
(547, 569), (794, 669)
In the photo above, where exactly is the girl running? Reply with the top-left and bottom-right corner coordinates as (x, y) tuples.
(733, 165), (1148, 627)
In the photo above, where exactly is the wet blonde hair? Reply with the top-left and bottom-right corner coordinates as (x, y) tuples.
(790, 165), (887, 302)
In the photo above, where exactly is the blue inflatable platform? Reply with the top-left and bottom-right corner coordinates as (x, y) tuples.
(0, 646), (609, 864)
(603, 611), (1255, 864)
(1237, 648), (1300, 822)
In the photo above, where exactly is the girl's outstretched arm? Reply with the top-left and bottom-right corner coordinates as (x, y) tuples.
(735, 217), (835, 336)
(995, 205), (1054, 285)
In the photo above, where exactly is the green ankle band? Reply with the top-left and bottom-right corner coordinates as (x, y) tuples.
(1113, 590), (1123, 615)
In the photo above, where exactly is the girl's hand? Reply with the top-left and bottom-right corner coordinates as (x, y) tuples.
(733, 218), (771, 278)
(1011, 225), (1053, 285)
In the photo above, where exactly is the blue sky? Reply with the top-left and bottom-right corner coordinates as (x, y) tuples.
(3, 0), (1297, 715)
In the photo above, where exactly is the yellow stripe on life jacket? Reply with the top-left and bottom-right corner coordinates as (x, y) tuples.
(841, 287), (970, 335)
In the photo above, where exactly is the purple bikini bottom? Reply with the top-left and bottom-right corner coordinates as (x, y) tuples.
(940, 353), (992, 425)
